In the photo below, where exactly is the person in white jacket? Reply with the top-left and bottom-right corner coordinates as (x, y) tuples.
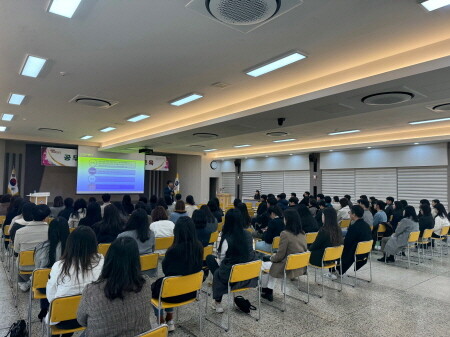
(337, 198), (351, 223)
(67, 199), (87, 228)
(432, 203), (450, 236)
(46, 226), (103, 329)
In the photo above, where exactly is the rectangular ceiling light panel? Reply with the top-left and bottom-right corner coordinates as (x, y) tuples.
(2, 114), (14, 121)
(246, 52), (306, 77)
(0, 126), (7, 132)
(170, 93), (203, 106)
(80, 135), (93, 140)
(127, 114), (150, 122)
(421, 0), (450, 11)
(273, 138), (296, 143)
(8, 94), (25, 105)
(409, 117), (450, 125)
(48, 0), (83, 18)
(328, 130), (360, 136)
(100, 127), (116, 132)
(21, 55), (47, 78)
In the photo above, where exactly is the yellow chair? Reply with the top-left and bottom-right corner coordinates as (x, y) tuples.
(1, 224), (10, 263)
(203, 245), (213, 262)
(97, 243), (111, 256)
(402, 231), (420, 268)
(140, 253), (159, 273)
(28, 268), (51, 334)
(16, 250), (35, 307)
(256, 236), (280, 255)
(47, 295), (85, 336)
(376, 223), (387, 244)
(0, 215), (6, 225)
(431, 226), (450, 262)
(69, 227), (76, 233)
(418, 229), (434, 261)
(281, 251), (311, 311)
(217, 221), (224, 233)
(151, 271), (204, 333)
(245, 202), (253, 210)
(306, 232), (318, 245)
(155, 236), (174, 256)
(348, 240), (373, 287)
(309, 245), (344, 298)
(339, 219), (351, 229)
(136, 324), (168, 337)
(209, 231), (219, 245)
(389, 215), (394, 222)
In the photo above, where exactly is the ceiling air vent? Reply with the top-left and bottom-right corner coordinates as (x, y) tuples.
(430, 103), (450, 112)
(69, 95), (118, 109)
(187, 0), (303, 33)
(193, 132), (219, 139)
(38, 128), (63, 133)
(266, 131), (288, 137)
(361, 92), (414, 106)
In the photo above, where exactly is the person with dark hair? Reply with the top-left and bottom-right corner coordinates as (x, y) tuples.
(50, 196), (64, 218)
(316, 193), (325, 202)
(150, 206), (175, 254)
(267, 197), (278, 208)
(169, 200), (188, 224)
(373, 200), (387, 228)
(58, 198), (74, 220)
(0, 193), (12, 216)
(309, 198), (318, 216)
(68, 199), (87, 228)
(291, 192), (297, 198)
(207, 200), (222, 223)
(369, 199), (378, 216)
(9, 202), (35, 242)
(260, 209), (307, 301)
(151, 217), (203, 331)
(277, 193), (288, 211)
(255, 206), (285, 253)
(309, 208), (343, 280)
(344, 195), (353, 207)
(138, 195), (148, 204)
(316, 201), (326, 228)
(112, 201), (129, 225)
(400, 200), (408, 209)
(192, 209), (213, 246)
(418, 203), (434, 237)
(168, 193), (182, 213)
(299, 192), (310, 206)
(332, 196), (341, 211)
(298, 204), (319, 233)
(254, 190), (261, 201)
(88, 197), (97, 204)
(77, 237), (152, 336)
(5, 196), (24, 226)
(206, 209), (257, 313)
(46, 226), (103, 332)
(212, 197), (224, 217)
(236, 203), (252, 229)
(390, 201), (404, 230)
(432, 199), (441, 217)
(164, 180), (175, 204)
(92, 204), (123, 243)
(432, 203), (450, 237)
(420, 199), (430, 206)
(379, 206), (419, 263)
(34, 217), (70, 320)
(336, 205), (372, 276)
(253, 201), (270, 233)
(149, 195), (158, 213)
(134, 201), (153, 223)
(100, 194), (111, 217)
(122, 194), (135, 215)
(157, 197), (169, 213)
(324, 196), (332, 208)
(118, 209), (155, 255)
(358, 199), (373, 227)
(359, 195), (368, 201)
(200, 205), (218, 232)
(288, 196), (299, 210)
(385, 197), (395, 219)
(337, 198), (350, 223)
(78, 202), (102, 228)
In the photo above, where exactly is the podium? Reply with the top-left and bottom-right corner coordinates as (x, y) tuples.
(217, 193), (232, 209)
(27, 192), (50, 205)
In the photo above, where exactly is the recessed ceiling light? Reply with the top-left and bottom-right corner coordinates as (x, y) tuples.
(234, 144), (251, 148)
(329, 150), (333, 152)
(170, 93), (203, 106)
(0, 126), (7, 132)
(265, 155), (269, 158)
(367, 146), (372, 149)
(266, 131), (288, 137)
(289, 154), (293, 156)
(414, 142), (420, 145)
(193, 132), (219, 139)
(328, 130), (360, 136)
(2, 114), (14, 121)
(100, 127), (116, 132)
(80, 135), (93, 140)
(431, 103), (450, 112)
(204, 149), (217, 152)
(361, 92), (414, 106)
(409, 117), (450, 125)
(8, 93), (25, 105)
(246, 52), (306, 77)
(421, 0), (450, 11)
(20, 55), (47, 78)
(127, 114), (150, 122)
(273, 138), (296, 143)
(48, 0), (82, 18)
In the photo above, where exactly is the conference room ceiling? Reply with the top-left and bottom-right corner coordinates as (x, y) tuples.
(1, 1), (450, 155)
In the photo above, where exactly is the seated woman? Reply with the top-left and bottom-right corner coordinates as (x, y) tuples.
(9, 201), (33, 242)
(200, 205), (218, 233)
(418, 203), (434, 237)
(169, 200), (188, 223)
(205, 209), (257, 313)
(378, 206), (420, 263)
(150, 206), (175, 254)
(185, 195), (198, 217)
(192, 209), (213, 247)
(78, 202), (102, 228)
(207, 200), (222, 224)
(34, 217), (70, 321)
(236, 203), (252, 229)
(336, 198), (351, 223)
(68, 199), (87, 228)
(92, 205), (123, 243)
(390, 201), (404, 231)
(309, 207), (343, 280)
(432, 203), (450, 238)
(255, 206), (285, 253)
(298, 204), (319, 233)
(77, 237), (152, 337)
(260, 209), (307, 301)
(151, 217), (203, 332)
(46, 226), (103, 336)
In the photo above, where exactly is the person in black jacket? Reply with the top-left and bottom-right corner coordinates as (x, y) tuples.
(255, 206), (285, 253)
(163, 180), (175, 204)
(336, 205), (372, 275)
(390, 201), (404, 230)
(58, 198), (74, 221)
(92, 205), (123, 243)
(385, 197), (394, 219)
(298, 204), (319, 233)
(418, 203), (434, 237)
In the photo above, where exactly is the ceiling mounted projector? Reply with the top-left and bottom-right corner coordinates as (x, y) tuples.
(187, 0), (303, 33)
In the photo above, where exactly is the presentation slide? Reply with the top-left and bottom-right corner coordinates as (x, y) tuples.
(77, 153), (145, 194)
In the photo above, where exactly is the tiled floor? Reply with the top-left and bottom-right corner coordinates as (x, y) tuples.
(1, 246), (449, 336)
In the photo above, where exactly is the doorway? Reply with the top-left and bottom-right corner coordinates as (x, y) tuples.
(209, 177), (218, 201)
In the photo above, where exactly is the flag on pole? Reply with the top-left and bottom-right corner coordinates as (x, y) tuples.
(7, 168), (19, 195)
(174, 173), (180, 194)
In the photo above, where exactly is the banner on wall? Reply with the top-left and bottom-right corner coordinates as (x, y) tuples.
(145, 155), (169, 171)
(41, 147), (78, 167)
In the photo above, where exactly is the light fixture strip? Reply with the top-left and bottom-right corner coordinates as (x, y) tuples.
(409, 117), (450, 125)
(8, 93), (25, 105)
(170, 93), (203, 106)
(80, 135), (93, 140)
(48, 0), (83, 18)
(233, 144), (251, 148)
(20, 55), (47, 78)
(0, 126), (7, 132)
(273, 138), (296, 143)
(246, 52), (306, 77)
(204, 149), (217, 152)
(127, 114), (150, 122)
(100, 127), (116, 132)
(1, 114), (14, 121)
(328, 130), (360, 136)
(421, 0), (450, 11)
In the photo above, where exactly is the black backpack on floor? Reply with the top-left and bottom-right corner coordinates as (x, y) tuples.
(4, 320), (28, 337)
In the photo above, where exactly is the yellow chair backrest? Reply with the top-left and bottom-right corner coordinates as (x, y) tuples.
(217, 222), (224, 232)
(160, 271), (204, 298)
(140, 253), (159, 272)
(389, 215), (394, 222)
(203, 245), (213, 261)
(155, 236), (174, 251)
(19, 250), (35, 268)
(340, 219), (351, 228)
(245, 202), (253, 209)
(0, 215), (6, 224)
(50, 295), (82, 323)
(137, 325), (169, 337)
(285, 251), (310, 271)
(440, 226), (450, 236)
(378, 224), (386, 233)
(97, 243), (111, 256)
(3, 224), (11, 236)
(306, 232), (318, 244)
(209, 231), (219, 244)
(69, 227), (76, 233)
(32, 268), (51, 289)
(256, 202), (261, 208)
(422, 229), (433, 239)
(272, 236), (280, 250)
(355, 240), (373, 255)
(408, 231), (420, 243)
(323, 245), (344, 262)
(229, 260), (262, 283)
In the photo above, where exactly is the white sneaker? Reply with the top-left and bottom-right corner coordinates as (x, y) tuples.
(167, 320), (175, 332)
(18, 282), (30, 292)
(323, 272), (337, 281)
(211, 301), (224, 313)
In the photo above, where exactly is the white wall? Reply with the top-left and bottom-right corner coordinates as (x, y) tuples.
(0, 140), (5, 193)
(241, 154), (310, 172)
(321, 143), (447, 169)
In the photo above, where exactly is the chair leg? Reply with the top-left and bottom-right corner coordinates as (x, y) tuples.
(353, 256), (357, 288)
(339, 258), (343, 292)
(28, 290), (32, 337)
(407, 246), (410, 269)
(198, 297), (202, 333)
(321, 268), (324, 298)
(306, 270), (310, 304)
(226, 291), (231, 332)
(369, 252), (372, 282)
(257, 279), (261, 321)
(282, 275), (286, 312)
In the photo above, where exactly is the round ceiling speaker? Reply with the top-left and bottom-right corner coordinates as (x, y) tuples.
(75, 97), (112, 108)
(361, 92), (414, 106)
(38, 128), (63, 133)
(266, 131), (288, 137)
(193, 132), (219, 139)
(432, 103), (450, 112)
(206, 0), (281, 26)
